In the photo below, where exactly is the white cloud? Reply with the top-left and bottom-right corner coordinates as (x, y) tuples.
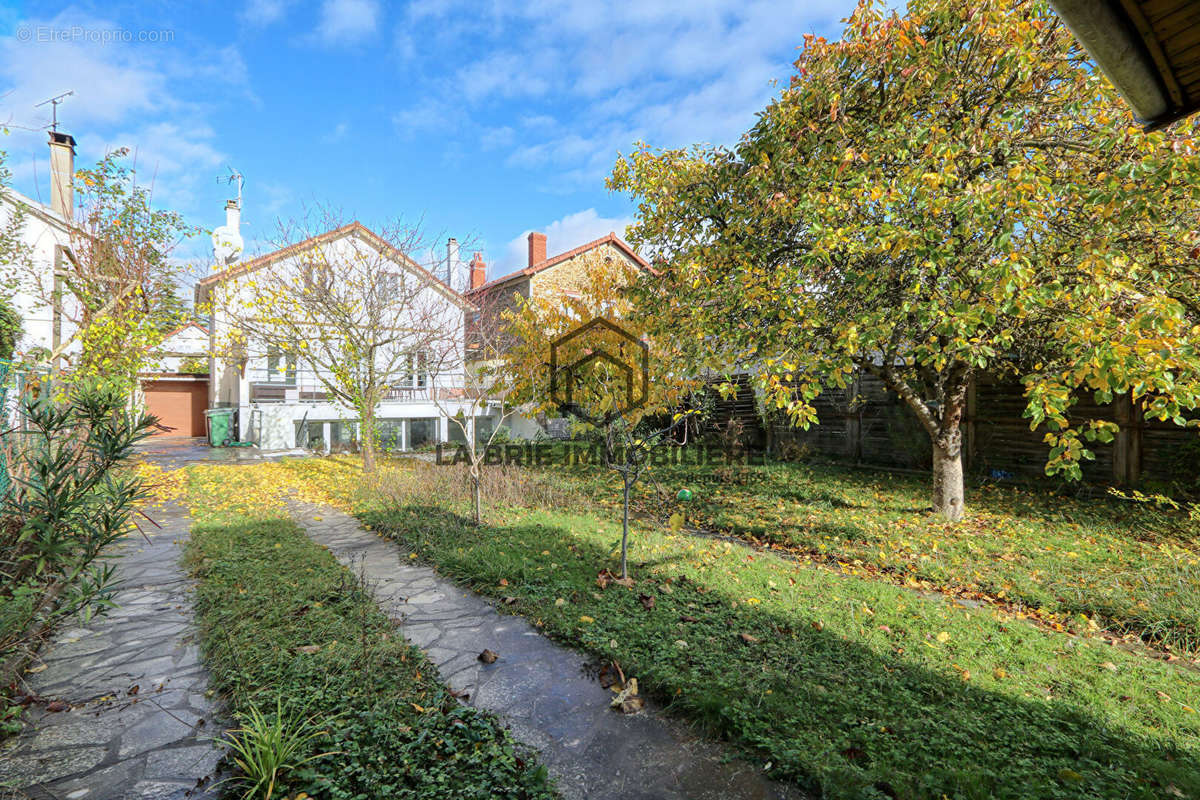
(457, 53), (551, 102)
(392, 104), (446, 139)
(0, 21), (165, 130)
(396, 0), (849, 188)
(497, 208), (633, 275)
(240, 0), (292, 27)
(479, 125), (514, 151)
(0, 9), (242, 229)
(315, 0), (381, 45)
(93, 121), (225, 213)
(323, 121), (350, 142)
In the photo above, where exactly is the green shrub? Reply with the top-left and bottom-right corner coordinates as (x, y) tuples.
(0, 381), (154, 711)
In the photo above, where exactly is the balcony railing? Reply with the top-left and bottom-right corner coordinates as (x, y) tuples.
(247, 366), (462, 404)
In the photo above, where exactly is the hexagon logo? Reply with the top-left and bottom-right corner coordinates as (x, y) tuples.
(549, 317), (649, 424)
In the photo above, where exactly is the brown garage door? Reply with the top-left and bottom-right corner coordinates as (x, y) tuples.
(143, 379), (209, 437)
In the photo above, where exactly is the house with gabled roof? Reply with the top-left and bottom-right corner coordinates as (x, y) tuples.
(466, 229), (649, 309)
(463, 229), (652, 439)
(0, 132), (83, 369)
(194, 218), (477, 452)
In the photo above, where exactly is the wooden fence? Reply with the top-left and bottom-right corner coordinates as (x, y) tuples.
(702, 374), (1197, 486)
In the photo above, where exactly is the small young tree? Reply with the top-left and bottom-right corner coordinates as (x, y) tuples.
(0, 379), (155, 689)
(426, 285), (525, 525)
(610, 0), (1200, 521)
(503, 254), (696, 578)
(212, 211), (468, 473)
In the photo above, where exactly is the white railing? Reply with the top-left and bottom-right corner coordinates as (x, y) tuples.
(247, 366), (462, 404)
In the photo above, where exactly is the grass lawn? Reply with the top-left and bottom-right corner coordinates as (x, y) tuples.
(550, 455), (1200, 657)
(178, 465), (555, 799)
(179, 456), (1200, 800)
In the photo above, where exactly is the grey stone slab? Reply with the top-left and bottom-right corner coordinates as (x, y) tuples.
(48, 761), (141, 800)
(123, 779), (202, 799)
(143, 744), (221, 780)
(26, 720), (111, 751)
(0, 745), (107, 784)
(117, 710), (205, 759)
(3, 502), (222, 799)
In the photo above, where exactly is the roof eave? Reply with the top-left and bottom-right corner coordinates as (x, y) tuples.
(1051, 0), (1180, 129)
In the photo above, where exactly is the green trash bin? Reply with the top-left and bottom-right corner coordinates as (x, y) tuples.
(205, 408), (235, 447)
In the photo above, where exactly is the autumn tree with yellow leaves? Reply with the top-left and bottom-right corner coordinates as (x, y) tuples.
(610, 0), (1200, 521)
(7, 149), (192, 394)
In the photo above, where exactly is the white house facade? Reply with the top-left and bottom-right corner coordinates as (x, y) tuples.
(0, 132), (82, 367)
(195, 221), (477, 452)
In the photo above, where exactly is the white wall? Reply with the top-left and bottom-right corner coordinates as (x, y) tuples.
(0, 190), (80, 361)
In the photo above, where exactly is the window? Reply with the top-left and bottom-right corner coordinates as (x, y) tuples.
(379, 272), (403, 298)
(266, 344), (297, 385)
(399, 350), (428, 390)
(301, 262), (332, 293)
(416, 351), (428, 389)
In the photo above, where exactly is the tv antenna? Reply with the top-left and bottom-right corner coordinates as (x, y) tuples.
(35, 91), (74, 132)
(219, 167), (244, 208)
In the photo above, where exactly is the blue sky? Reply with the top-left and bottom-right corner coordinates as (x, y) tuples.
(0, 0), (852, 287)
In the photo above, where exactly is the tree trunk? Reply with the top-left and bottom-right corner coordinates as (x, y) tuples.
(362, 436), (376, 473)
(471, 466), (482, 526)
(931, 440), (964, 522)
(620, 478), (631, 579)
(361, 410), (377, 473)
(879, 363), (969, 523)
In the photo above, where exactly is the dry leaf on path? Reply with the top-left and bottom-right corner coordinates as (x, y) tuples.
(611, 677), (644, 713)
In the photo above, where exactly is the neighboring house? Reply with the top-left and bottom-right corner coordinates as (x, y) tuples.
(139, 321), (210, 438)
(147, 321), (209, 374)
(466, 230), (649, 318)
(0, 132), (81, 368)
(465, 230), (651, 439)
(194, 221), (476, 452)
(0, 132), (212, 438)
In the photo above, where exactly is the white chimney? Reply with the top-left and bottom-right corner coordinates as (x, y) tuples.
(212, 199), (244, 266)
(445, 237), (460, 289)
(48, 131), (76, 221)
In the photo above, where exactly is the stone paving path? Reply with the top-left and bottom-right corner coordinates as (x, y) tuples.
(292, 502), (805, 800)
(0, 503), (222, 800)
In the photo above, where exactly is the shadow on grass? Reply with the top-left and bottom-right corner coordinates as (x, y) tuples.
(368, 503), (1200, 800)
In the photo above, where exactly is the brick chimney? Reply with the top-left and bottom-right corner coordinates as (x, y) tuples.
(48, 131), (76, 221)
(527, 231), (547, 267)
(469, 252), (487, 290)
